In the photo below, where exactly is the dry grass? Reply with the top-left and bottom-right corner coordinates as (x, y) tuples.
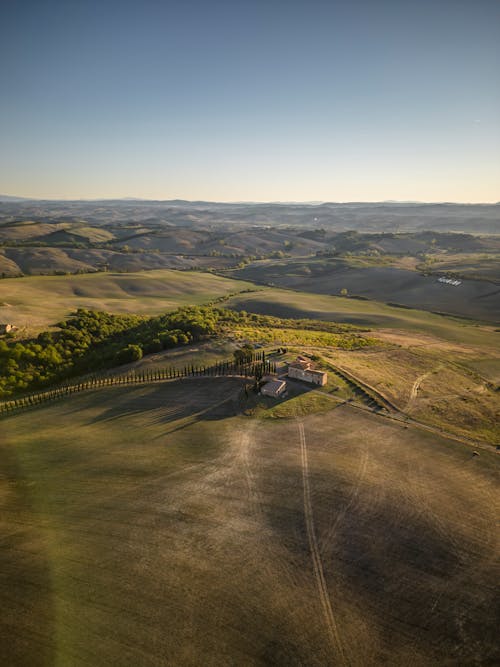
(227, 288), (500, 347)
(0, 270), (257, 333)
(1, 380), (498, 666)
(320, 346), (500, 444)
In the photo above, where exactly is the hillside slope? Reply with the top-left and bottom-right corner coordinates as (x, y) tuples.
(1, 379), (498, 666)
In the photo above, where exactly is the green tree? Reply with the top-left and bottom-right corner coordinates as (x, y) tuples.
(234, 344), (254, 365)
(115, 344), (143, 365)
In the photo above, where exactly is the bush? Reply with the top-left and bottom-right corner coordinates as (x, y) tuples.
(144, 338), (162, 354)
(115, 344), (143, 365)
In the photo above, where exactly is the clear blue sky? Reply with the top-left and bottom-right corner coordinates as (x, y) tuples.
(1, 0), (499, 201)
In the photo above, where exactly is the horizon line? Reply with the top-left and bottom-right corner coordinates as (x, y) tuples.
(1, 195), (499, 206)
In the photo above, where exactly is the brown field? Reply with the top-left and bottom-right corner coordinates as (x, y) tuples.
(318, 345), (500, 445)
(1, 378), (498, 666)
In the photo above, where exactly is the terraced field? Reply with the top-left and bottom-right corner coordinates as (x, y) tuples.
(1, 378), (498, 666)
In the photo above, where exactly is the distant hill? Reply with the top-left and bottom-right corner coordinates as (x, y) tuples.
(0, 194), (33, 202)
(0, 199), (498, 233)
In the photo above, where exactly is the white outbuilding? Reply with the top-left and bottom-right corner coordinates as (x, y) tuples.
(261, 379), (287, 398)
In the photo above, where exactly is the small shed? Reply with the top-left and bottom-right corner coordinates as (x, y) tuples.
(0, 323), (15, 334)
(261, 379), (287, 398)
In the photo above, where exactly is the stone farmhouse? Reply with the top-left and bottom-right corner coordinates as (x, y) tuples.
(287, 357), (327, 386)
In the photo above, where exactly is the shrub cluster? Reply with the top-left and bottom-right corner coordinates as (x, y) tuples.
(0, 306), (219, 397)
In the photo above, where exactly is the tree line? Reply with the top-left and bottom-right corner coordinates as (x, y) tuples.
(0, 305), (219, 398)
(0, 303), (365, 399)
(0, 353), (276, 417)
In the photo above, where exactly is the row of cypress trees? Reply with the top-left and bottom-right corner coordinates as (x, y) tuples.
(0, 354), (276, 417)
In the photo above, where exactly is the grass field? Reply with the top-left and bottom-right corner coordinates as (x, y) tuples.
(228, 325), (377, 349)
(229, 257), (500, 323)
(227, 287), (500, 349)
(125, 340), (237, 373)
(317, 347), (500, 444)
(1, 379), (498, 666)
(0, 270), (258, 333)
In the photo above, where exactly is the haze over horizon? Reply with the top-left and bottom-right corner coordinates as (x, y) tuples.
(1, 194), (499, 205)
(1, 0), (499, 203)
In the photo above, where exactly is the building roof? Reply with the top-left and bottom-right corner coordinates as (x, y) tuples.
(262, 379), (286, 394)
(289, 360), (311, 370)
(307, 369), (327, 377)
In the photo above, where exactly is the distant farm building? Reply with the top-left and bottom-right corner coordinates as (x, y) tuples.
(0, 323), (15, 334)
(261, 379), (287, 398)
(288, 358), (327, 386)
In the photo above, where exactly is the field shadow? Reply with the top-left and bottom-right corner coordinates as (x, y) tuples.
(231, 298), (380, 327)
(82, 377), (245, 433)
(0, 444), (57, 667)
(260, 455), (498, 664)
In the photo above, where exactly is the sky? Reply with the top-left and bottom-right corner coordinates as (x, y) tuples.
(0, 0), (499, 202)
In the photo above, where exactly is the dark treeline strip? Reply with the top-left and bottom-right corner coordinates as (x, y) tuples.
(0, 355), (275, 417)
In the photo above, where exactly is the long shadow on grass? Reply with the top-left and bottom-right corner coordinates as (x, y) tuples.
(230, 298), (387, 328)
(258, 440), (498, 664)
(82, 377), (245, 432)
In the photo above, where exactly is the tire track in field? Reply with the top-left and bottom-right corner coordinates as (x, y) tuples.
(238, 423), (260, 507)
(320, 448), (369, 555)
(298, 421), (348, 665)
(403, 451), (499, 624)
(404, 366), (441, 412)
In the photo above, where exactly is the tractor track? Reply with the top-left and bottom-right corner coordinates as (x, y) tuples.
(298, 420), (348, 665)
(404, 366), (442, 412)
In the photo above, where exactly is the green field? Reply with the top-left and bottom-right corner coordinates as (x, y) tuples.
(228, 325), (377, 349)
(227, 287), (500, 349)
(2, 271), (498, 351)
(1, 379), (498, 666)
(0, 270), (258, 333)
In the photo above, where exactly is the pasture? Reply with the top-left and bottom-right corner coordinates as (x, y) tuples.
(0, 270), (257, 333)
(227, 287), (500, 348)
(1, 378), (498, 666)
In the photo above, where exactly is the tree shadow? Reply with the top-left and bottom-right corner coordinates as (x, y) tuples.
(83, 377), (245, 432)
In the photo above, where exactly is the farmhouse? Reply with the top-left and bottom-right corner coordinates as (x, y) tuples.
(0, 323), (15, 334)
(288, 357), (327, 386)
(261, 379), (287, 398)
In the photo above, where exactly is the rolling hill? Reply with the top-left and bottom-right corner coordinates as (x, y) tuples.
(1, 378), (498, 666)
